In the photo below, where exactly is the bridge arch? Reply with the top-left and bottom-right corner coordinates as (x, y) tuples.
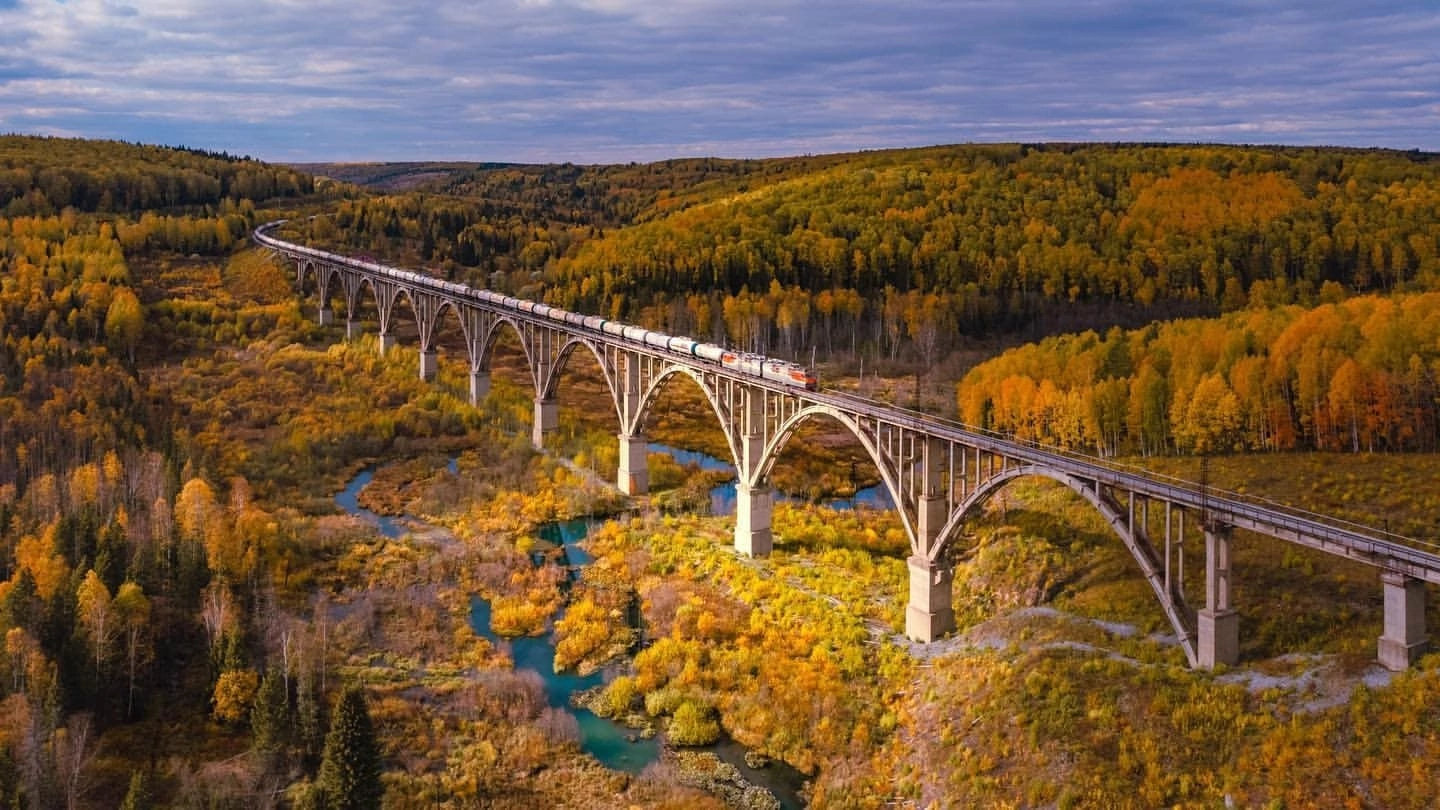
(632, 364), (741, 469)
(475, 315), (540, 389)
(294, 260), (341, 325)
(754, 404), (915, 550)
(294, 258), (318, 289)
(936, 464), (1198, 665)
(543, 335), (625, 429)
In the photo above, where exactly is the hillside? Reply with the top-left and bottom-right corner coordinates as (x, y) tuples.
(542, 143), (1440, 347)
(287, 144), (1440, 382)
(287, 161), (503, 192)
(1, 135), (312, 215)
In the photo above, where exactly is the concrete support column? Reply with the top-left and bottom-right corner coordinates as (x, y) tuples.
(318, 306), (335, 327)
(617, 433), (649, 495)
(418, 349), (438, 382)
(916, 436), (948, 556)
(532, 398), (557, 450)
(469, 370), (491, 406)
(735, 482), (773, 557)
(346, 319), (361, 341)
(733, 388), (772, 557)
(1197, 525), (1239, 668)
(1378, 571), (1428, 670)
(378, 332), (397, 354)
(906, 555), (955, 642)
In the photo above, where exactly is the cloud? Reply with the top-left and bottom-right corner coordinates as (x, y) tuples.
(0, 0), (1436, 161)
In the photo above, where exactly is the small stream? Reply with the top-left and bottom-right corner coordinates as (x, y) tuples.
(336, 446), (853, 809)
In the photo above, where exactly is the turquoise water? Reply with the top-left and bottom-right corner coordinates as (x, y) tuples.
(648, 441), (895, 515)
(338, 452), (813, 805)
(335, 468), (409, 539)
(336, 472), (659, 771)
(468, 594), (661, 774)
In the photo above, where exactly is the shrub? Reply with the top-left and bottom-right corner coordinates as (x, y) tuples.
(668, 699), (720, 746)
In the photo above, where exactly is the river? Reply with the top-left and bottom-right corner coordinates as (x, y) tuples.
(337, 449), (821, 808)
(648, 442), (894, 515)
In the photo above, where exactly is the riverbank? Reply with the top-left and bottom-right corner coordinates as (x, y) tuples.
(336, 451), (807, 808)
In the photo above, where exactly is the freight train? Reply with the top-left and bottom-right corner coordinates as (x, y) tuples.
(255, 221), (819, 390)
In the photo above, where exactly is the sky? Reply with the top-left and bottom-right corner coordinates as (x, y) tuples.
(1, 0), (1437, 164)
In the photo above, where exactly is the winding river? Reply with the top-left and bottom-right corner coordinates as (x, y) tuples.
(336, 443), (880, 809)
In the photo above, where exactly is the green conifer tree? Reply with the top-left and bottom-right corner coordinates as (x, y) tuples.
(252, 666), (291, 757)
(316, 686), (383, 810)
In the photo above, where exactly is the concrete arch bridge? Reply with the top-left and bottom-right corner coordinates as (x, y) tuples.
(256, 223), (1440, 671)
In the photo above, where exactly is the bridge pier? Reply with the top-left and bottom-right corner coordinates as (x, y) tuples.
(906, 555), (955, 642)
(532, 398), (557, 450)
(378, 332), (397, 354)
(418, 349), (438, 381)
(1378, 571), (1428, 670)
(469, 370), (490, 406)
(318, 305), (335, 327)
(735, 483), (773, 557)
(617, 433), (648, 495)
(1197, 525), (1239, 668)
(346, 318), (361, 341)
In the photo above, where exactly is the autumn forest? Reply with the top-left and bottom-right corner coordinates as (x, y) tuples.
(2, 135), (1440, 808)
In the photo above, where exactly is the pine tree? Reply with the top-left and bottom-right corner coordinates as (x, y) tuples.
(252, 666), (291, 757)
(296, 672), (326, 767)
(317, 686), (383, 810)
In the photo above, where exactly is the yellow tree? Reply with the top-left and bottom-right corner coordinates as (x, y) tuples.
(1174, 373), (1245, 454)
(1327, 358), (1369, 452)
(68, 463), (101, 511)
(112, 582), (151, 717)
(14, 523), (70, 601)
(101, 450), (124, 514)
(212, 669), (259, 723)
(75, 570), (114, 677)
(104, 286), (143, 364)
(4, 627), (43, 695)
(174, 477), (218, 542)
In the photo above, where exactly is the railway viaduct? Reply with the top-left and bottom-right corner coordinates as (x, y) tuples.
(257, 224), (1440, 671)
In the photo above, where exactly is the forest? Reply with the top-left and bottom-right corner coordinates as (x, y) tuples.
(958, 292), (1440, 456)
(0, 134), (1438, 809)
(297, 144), (1440, 356)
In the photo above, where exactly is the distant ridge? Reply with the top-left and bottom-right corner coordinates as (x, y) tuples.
(287, 161), (516, 191)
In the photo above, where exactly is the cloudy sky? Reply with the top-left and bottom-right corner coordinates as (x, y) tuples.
(1, 0), (1437, 163)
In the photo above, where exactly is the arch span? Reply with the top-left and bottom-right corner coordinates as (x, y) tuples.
(755, 404), (916, 552)
(633, 365), (741, 472)
(476, 315), (540, 391)
(544, 335), (625, 429)
(939, 465), (1198, 666)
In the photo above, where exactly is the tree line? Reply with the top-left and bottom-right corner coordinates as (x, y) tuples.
(0, 135), (313, 217)
(958, 289), (1440, 455)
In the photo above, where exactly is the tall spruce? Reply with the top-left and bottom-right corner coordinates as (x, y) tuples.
(251, 666), (291, 756)
(316, 686), (383, 810)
